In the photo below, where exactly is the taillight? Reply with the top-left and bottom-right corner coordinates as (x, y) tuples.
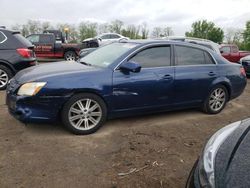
(17, 48), (33, 58)
(240, 67), (246, 77)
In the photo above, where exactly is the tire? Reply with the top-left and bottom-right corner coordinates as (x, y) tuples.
(61, 93), (107, 135)
(0, 65), (13, 90)
(202, 85), (228, 114)
(64, 51), (76, 61)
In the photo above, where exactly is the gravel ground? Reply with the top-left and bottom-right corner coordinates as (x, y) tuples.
(0, 80), (249, 188)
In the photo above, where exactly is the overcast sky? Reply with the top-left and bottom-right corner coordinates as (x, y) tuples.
(1, 0), (250, 35)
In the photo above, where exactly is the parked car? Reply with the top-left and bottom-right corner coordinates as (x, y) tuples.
(240, 55), (250, 76)
(164, 36), (221, 54)
(79, 48), (97, 58)
(6, 40), (246, 135)
(186, 118), (250, 188)
(26, 31), (83, 61)
(220, 44), (250, 63)
(0, 28), (36, 90)
(82, 33), (129, 47)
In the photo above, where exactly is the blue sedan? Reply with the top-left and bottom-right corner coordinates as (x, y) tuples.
(6, 40), (247, 134)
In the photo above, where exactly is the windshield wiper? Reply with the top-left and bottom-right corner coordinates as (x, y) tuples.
(80, 61), (92, 66)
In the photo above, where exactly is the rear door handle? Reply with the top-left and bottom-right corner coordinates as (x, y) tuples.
(161, 74), (173, 80)
(208, 72), (216, 76)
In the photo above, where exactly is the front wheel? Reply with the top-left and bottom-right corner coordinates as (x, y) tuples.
(202, 85), (228, 114)
(61, 93), (107, 135)
(64, 51), (76, 61)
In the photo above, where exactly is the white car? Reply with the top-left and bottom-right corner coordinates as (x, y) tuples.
(82, 33), (129, 47)
(96, 33), (129, 46)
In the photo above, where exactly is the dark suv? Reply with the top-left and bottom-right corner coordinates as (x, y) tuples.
(0, 29), (36, 90)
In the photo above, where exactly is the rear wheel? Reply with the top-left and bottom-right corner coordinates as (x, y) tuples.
(202, 85), (228, 114)
(61, 93), (107, 135)
(64, 51), (76, 61)
(0, 65), (13, 90)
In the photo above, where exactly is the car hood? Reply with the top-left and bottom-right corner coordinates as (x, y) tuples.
(215, 119), (250, 187)
(241, 55), (250, 61)
(14, 61), (98, 84)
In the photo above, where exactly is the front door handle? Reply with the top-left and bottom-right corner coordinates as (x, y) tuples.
(208, 72), (216, 76)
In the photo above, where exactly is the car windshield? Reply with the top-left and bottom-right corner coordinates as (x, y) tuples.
(80, 43), (138, 67)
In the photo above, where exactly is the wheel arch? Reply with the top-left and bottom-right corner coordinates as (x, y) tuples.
(0, 60), (16, 75)
(58, 89), (110, 118)
(63, 48), (78, 56)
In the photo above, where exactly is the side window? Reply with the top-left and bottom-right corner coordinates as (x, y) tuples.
(232, 46), (238, 53)
(101, 34), (110, 39)
(220, 46), (230, 54)
(175, 46), (206, 66)
(0, 31), (7, 43)
(130, 46), (171, 68)
(204, 52), (215, 64)
(39, 35), (52, 43)
(110, 34), (120, 39)
(27, 35), (39, 43)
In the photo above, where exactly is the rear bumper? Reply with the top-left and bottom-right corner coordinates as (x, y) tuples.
(6, 93), (69, 123)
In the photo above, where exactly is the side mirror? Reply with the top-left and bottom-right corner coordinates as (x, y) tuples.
(98, 37), (102, 41)
(220, 50), (224, 54)
(119, 61), (141, 73)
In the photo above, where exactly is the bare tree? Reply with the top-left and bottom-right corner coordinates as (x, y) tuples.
(141, 22), (149, 39)
(151, 27), (162, 38)
(110, 20), (123, 34)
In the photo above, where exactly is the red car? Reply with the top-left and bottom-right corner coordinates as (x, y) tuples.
(220, 44), (250, 63)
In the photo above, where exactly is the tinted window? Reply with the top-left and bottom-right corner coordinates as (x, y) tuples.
(232, 46), (238, 53)
(130, 46), (171, 68)
(14, 34), (33, 47)
(175, 46), (206, 66)
(220, 46), (230, 53)
(39, 35), (52, 43)
(27, 35), (39, 43)
(204, 52), (215, 64)
(0, 31), (7, 43)
(110, 34), (120, 39)
(100, 34), (110, 39)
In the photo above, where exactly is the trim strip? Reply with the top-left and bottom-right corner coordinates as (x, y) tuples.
(0, 31), (7, 44)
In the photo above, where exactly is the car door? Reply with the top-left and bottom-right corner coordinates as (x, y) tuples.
(38, 34), (55, 57)
(112, 45), (175, 111)
(26, 34), (41, 55)
(100, 34), (111, 45)
(174, 45), (218, 106)
(109, 34), (121, 42)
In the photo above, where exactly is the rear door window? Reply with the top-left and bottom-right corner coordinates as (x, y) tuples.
(14, 33), (33, 47)
(39, 35), (52, 43)
(175, 45), (209, 66)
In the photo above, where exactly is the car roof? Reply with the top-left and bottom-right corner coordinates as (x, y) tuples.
(120, 39), (216, 53)
(0, 28), (20, 35)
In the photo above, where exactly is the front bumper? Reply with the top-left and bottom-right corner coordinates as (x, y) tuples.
(6, 92), (69, 123)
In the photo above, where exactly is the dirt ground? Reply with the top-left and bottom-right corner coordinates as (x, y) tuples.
(0, 80), (249, 188)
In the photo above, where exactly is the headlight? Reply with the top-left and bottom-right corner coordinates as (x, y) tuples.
(17, 82), (46, 96)
(203, 121), (241, 187)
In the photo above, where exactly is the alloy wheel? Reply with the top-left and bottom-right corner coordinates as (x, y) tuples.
(68, 98), (102, 130)
(209, 88), (226, 112)
(0, 69), (8, 88)
(65, 53), (76, 61)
